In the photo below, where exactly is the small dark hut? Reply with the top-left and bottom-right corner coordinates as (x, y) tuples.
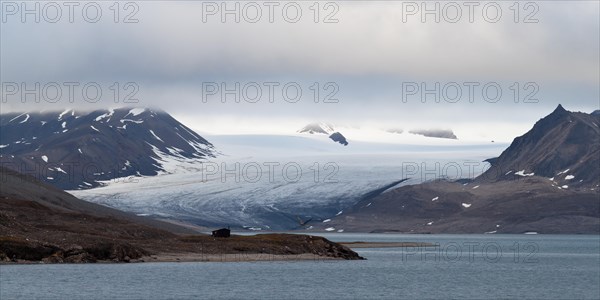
(212, 228), (231, 238)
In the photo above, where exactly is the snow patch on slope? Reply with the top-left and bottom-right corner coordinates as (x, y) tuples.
(149, 130), (164, 142)
(8, 113), (22, 123)
(95, 109), (115, 122)
(19, 114), (30, 123)
(127, 108), (146, 117)
(515, 170), (535, 177)
(58, 109), (71, 120)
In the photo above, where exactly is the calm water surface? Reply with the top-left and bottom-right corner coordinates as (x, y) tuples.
(1, 234), (599, 299)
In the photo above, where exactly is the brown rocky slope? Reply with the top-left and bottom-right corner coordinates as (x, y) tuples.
(0, 167), (362, 263)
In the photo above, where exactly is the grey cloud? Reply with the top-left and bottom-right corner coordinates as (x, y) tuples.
(0, 1), (598, 140)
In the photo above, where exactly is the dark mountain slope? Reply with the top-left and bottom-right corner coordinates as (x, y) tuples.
(0, 166), (196, 235)
(0, 108), (216, 189)
(480, 104), (600, 187)
(316, 105), (600, 234)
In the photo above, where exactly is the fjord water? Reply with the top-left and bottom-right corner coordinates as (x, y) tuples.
(1, 234), (599, 300)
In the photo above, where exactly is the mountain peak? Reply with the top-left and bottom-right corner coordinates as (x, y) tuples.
(298, 122), (335, 135)
(478, 104), (599, 186)
(551, 104), (568, 115)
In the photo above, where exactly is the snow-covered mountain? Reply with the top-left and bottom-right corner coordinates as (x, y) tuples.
(0, 108), (216, 189)
(298, 122), (348, 146)
(298, 122), (336, 135)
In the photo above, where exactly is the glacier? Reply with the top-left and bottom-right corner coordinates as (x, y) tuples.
(70, 133), (506, 230)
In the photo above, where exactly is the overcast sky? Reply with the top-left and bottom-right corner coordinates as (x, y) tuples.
(1, 1), (598, 141)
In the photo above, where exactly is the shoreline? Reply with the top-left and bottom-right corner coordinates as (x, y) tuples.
(0, 253), (347, 265)
(340, 242), (437, 248)
(1, 241), (438, 265)
(140, 252), (343, 263)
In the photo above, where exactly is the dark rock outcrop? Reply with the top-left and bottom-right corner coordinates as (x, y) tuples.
(329, 132), (349, 146)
